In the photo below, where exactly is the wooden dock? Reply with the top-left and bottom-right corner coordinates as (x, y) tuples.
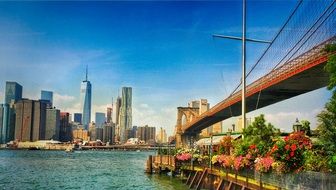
(146, 155), (280, 190)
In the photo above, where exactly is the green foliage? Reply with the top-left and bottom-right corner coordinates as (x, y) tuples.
(303, 150), (329, 172)
(158, 148), (177, 155)
(317, 103), (336, 155)
(328, 154), (336, 172)
(312, 44), (336, 173)
(324, 44), (336, 90)
(233, 136), (270, 157)
(300, 120), (311, 136)
(233, 139), (249, 156)
(324, 44), (336, 53)
(316, 45), (336, 156)
(243, 114), (280, 147)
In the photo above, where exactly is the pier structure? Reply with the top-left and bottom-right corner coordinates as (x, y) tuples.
(146, 155), (280, 190)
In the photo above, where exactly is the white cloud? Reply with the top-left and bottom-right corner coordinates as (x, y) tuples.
(54, 93), (75, 103)
(261, 108), (323, 132)
(52, 93), (79, 116)
(139, 103), (149, 108)
(61, 102), (81, 115)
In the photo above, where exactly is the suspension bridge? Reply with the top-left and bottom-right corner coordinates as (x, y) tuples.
(175, 0), (336, 147)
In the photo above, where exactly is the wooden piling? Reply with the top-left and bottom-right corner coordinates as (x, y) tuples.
(146, 155), (153, 174)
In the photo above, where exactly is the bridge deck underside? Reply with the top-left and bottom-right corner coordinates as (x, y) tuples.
(185, 62), (329, 133)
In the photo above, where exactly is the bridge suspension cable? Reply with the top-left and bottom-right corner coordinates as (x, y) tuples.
(228, 0), (336, 96)
(227, 0), (304, 97)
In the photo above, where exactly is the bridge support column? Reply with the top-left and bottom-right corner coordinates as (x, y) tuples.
(175, 107), (200, 149)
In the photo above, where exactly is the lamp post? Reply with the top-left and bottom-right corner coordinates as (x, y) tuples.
(209, 133), (213, 170)
(293, 118), (302, 132)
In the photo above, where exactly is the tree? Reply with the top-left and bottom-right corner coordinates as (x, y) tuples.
(243, 114), (280, 148)
(314, 44), (336, 172)
(301, 120), (311, 136)
(317, 44), (336, 156)
(324, 44), (336, 91)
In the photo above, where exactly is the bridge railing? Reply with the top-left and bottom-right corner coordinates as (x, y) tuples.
(181, 161), (336, 190)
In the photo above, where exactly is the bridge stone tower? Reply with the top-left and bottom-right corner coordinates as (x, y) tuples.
(175, 107), (199, 148)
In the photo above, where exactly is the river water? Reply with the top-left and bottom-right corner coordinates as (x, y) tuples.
(0, 150), (188, 190)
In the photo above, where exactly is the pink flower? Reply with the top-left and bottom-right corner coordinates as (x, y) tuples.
(246, 153), (252, 160)
(255, 156), (274, 173)
(176, 153), (192, 161)
(234, 156), (243, 171)
(221, 155), (233, 168)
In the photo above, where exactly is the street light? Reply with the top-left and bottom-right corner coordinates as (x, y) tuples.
(209, 133), (213, 170)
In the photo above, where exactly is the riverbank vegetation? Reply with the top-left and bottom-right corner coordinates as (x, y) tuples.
(175, 43), (336, 174)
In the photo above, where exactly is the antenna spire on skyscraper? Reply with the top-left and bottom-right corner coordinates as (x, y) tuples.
(85, 65), (88, 81)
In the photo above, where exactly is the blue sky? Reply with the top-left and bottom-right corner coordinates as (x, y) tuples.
(0, 1), (332, 135)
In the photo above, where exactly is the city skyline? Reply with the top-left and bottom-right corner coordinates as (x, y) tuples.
(0, 1), (332, 136)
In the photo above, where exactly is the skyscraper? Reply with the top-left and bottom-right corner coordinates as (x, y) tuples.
(115, 96), (121, 125)
(80, 66), (92, 130)
(136, 125), (155, 144)
(5, 82), (22, 105)
(14, 99), (47, 142)
(188, 99), (222, 137)
(106, 107), (112, 123)
(60, 112), (72, 142)
(74, 113), (82, 124)
(103, 123), (115, 145)
(0, 104), (16, 144)
(95, 112), (106, 128)
(45, 108), (60, 140)
(119, 87), (132, 143)
(0, 104), (5, 143)
(14, 99), (34, 142)
(32, 100), (47, 141)
(1, 81), (22, 143)
(115, 96), (122, 140)
(156, 127), (167, 144)
(41, 90), (53, 107)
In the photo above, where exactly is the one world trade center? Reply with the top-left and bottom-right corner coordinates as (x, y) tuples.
(80, 66), (92, 130)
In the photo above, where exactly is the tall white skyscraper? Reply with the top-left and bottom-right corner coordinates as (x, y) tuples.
(80, 66), (92, 130)
(119, 87), (132, 143)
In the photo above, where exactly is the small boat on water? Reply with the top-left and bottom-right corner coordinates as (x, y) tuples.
(136, 150), (140, 152)
(65, 147), (74, 153)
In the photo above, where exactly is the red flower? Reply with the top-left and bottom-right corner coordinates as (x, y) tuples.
(290, 151), (295, 157)
(271, 144), (278, 152)
(249, 144), (256, 149)
(291, 144), (297, 151)
(285, 144), (290, 150)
